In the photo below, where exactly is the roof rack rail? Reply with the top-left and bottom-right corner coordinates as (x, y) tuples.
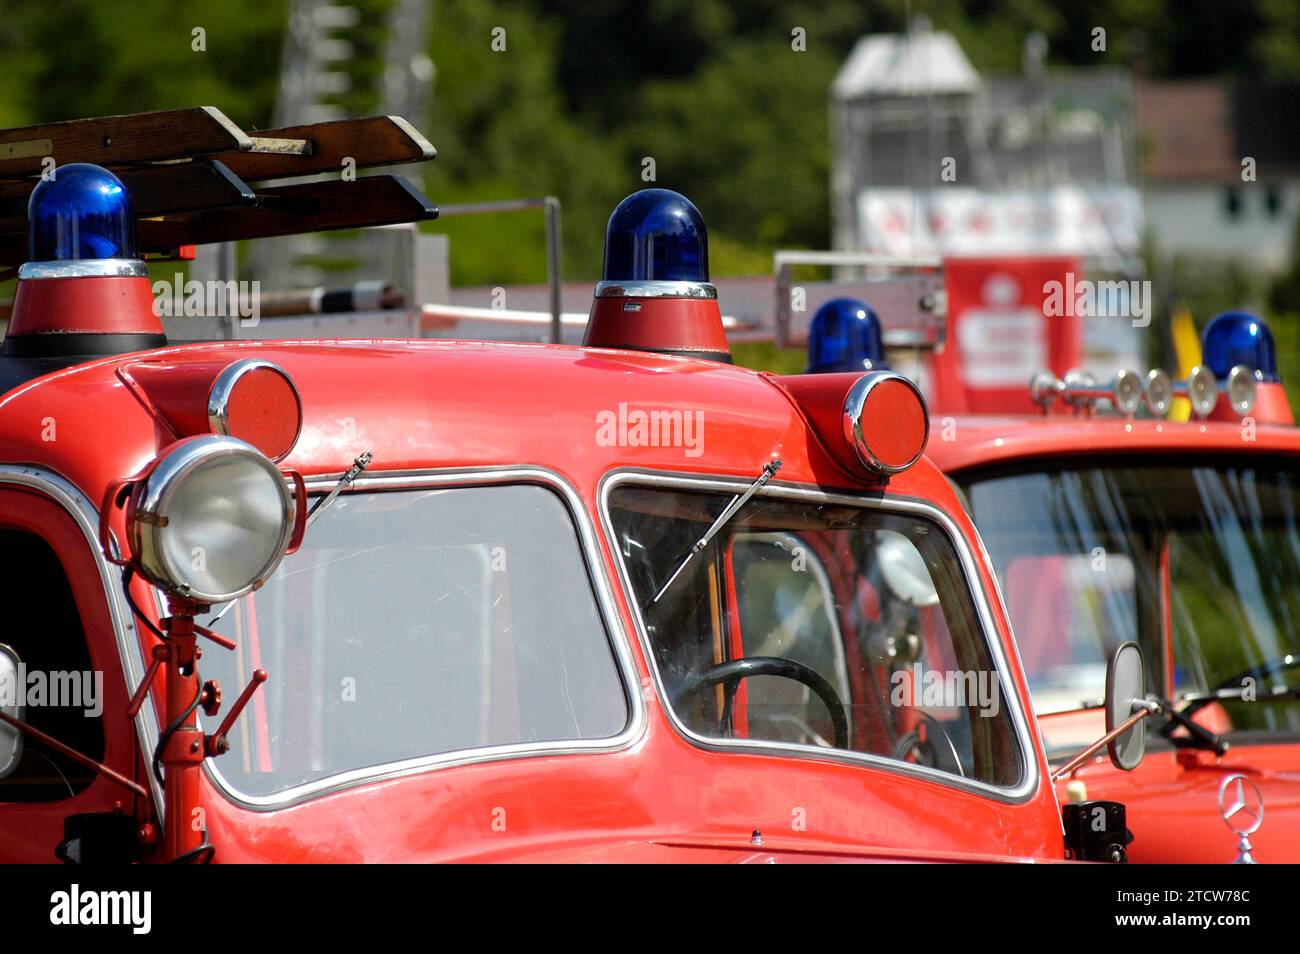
(0, 107), (438, 270)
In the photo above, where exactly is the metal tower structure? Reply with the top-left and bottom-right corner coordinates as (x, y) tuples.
(252, 0), (433, 288)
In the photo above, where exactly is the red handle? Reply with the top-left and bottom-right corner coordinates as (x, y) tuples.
(99, 477), (136, 567)
(284, 470), (308, 555)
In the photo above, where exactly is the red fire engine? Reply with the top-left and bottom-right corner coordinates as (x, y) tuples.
(803, 269), (1300, 863)
(0, 108), (1154, 864)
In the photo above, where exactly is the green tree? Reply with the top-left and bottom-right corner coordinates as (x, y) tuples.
(0, 0), (287, 129)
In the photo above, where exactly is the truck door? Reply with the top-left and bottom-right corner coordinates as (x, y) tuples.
(0, 486), (146, 863)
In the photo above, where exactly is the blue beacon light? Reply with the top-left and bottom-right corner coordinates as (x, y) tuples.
(601, 188), (708, 284)
(27, 162), (138, 264)
(585, 188), (729, 361)
(7, 161), (163, 359)
(807, 297), (887, 374)
(1202, 311), (1279, 382)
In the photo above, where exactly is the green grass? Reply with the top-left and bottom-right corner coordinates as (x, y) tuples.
(731, 341), (807, 375)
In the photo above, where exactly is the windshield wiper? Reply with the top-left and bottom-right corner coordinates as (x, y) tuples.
(651, 459), (782, 605)
(307, 450), (373, 528)
(1177, 654), (1300, 718)
(1153, 654), (1300, 753)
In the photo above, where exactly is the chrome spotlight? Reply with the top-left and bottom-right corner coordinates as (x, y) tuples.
(1143, 369), (1172, 417)
(1226, 364), (1258, 417)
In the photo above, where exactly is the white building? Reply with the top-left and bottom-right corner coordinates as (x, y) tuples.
(830, 26), (1141, 270)
(1137, 81), (1300, 272)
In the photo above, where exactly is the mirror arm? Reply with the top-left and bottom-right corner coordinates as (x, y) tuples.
(1051, 702), (1156, 782)
(0, 709), (148, 799)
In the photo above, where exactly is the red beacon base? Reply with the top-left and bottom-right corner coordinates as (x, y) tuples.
(584, 292), (731, 363)
(1245, 381), (1293, 425)
(6, 267), (166, 358)
(1206, 380), (1294, 425)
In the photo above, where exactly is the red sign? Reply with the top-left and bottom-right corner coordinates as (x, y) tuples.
(931, 256), (1083, 414)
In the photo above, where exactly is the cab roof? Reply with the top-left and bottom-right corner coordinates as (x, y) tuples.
(0, 338), (957, 512)
(926, 412), (1300, 474)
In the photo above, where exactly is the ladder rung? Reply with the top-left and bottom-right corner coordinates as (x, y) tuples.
(247, 137), (313, 156)
(0, 107), (252, 178)
(218, 116), (435, 181)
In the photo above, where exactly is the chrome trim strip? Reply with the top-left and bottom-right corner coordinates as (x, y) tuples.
(594, 279), (717, 300)
(0, 466), (164, 815)
(17, 258), (149, 280)
(597, 469), (1041, 805)
(200, 466), (646, 811)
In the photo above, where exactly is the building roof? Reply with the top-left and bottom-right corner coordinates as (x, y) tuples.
(832, 31), (981, 100)
(1137, 80), (1300, 182)
(1136, 81), (1238, 182)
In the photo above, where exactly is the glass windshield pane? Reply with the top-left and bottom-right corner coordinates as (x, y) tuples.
(965, 459), (1300, 737)
(201, 484), (628, 798)
(732, 533), (851, 746)
(608, 485), (1022, 787)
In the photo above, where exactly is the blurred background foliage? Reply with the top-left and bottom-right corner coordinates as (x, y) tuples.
(3, 0), (1300, 382)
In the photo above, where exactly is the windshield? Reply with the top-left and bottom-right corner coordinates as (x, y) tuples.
(964, 458), (1300, 740)
(608, 483), (1023, 788)
(200, 483), (629, 799)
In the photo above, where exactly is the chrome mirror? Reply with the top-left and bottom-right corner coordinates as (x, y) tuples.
(1106, 641), (1147, 771)
(0, 644), (23, 780)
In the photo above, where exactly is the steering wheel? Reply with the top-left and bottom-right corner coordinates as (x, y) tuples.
(891, 710), (965, 777)
(672, 656), (850, 750)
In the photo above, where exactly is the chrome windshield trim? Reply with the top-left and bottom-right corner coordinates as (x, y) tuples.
(197, 466), (646, 812)
(0, 466), (164, 816)
(597, 468), (1042, 805)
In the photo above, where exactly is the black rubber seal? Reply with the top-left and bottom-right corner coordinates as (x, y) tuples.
(604, 346), (733, 364)
(2, 332), (168, 358)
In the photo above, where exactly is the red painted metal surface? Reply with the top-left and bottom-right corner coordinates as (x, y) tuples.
(1049, 711), (1300, 864)
(118, 358), (302, 460)
(583, 296), (730, 359)
(6, 275), (164, 337)
(0, 338), (1074, 862)
(157, 603), (205, 860)
(767, 371), (876, 481)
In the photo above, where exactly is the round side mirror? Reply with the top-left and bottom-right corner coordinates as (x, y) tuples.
(0, 643), (24, 781)
(1106, 641), (1146, 771)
